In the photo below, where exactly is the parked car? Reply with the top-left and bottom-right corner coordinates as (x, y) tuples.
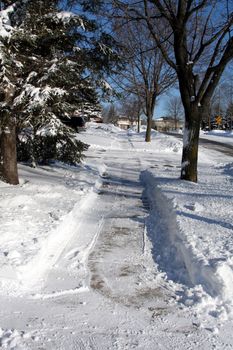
(61, 116), (86, 132)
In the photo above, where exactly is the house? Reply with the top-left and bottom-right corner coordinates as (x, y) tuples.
(153, 117), (184, 132)
(116, 116), (140, 130)
(89, 115), (103, 123)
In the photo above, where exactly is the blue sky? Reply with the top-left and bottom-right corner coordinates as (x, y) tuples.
(155, 98), (166, 118)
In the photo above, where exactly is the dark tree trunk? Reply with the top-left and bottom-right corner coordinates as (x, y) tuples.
(180, 105), (200, 182)
(145, 99), (155, 142)
(0, 124), (19, 185)
(145, 114), (152, 142)
(173, 26), (202, 182)
(137, 112), (140, 133)
(174, 114), (178, 130)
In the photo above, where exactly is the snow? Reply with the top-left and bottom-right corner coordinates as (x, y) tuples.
(55, 11), (76, 21)
(1, 123), (233, 348)
(100, 79), (113, 91)
(36, 115), (64, 137)
(0, 2), (29, 39)
(0, 4), (15, 38)
(14, 84), (67, 109)
(200, 129), (233, 145)
(53, 11), (85, 30)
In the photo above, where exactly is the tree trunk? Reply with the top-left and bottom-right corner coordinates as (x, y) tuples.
(137, 112), (140, 133)
(0, 125), (19, 185)
(145, 114), (152, 142)
(180, 106), (200, 182)
(174, 114), (178, 130)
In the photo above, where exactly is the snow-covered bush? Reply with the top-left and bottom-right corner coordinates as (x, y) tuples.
(17, 117), (89, 166)
(17, 132), (88, 166)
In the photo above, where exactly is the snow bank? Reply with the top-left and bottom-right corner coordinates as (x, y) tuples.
(200, 130), (233, 146)
(17, 190), (98, 291)
(77, 122), (123, 150)
(141, 168), (233, 325)
(86, 122), (122, 133)
(128, 130), (183, 153)
(0, 162), (99, 295)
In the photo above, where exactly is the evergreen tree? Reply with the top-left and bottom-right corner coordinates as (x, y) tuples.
(0, 0), (120, 183)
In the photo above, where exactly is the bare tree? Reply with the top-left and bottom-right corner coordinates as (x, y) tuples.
(119, 95), (142, 132)
(165, 95), (183, 130)
(112, 16), (175, 142)
(103, 103), (119, 124)
(136, 0), (233, 181)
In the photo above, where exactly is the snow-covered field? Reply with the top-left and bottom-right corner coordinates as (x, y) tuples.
(0, 122), (233, 349)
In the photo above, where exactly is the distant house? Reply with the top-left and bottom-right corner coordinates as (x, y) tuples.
(154, 117), (184, 132)
(116, 116), (139, 130)
(89, 115), (103, 123)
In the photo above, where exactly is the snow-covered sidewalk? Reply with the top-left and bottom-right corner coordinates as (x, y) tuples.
(0, 123), (233, 348)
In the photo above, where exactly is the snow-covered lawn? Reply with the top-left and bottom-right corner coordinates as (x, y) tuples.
(200, 129), (233, 145)
(0, 122), (233, 349)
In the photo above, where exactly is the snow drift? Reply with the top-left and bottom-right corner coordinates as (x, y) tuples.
(141, 169), (233, 322)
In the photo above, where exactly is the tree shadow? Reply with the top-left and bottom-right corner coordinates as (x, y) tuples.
(177, 210), (233, 230)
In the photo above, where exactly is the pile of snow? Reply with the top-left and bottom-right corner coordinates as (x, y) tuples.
(0, 162), (98, 294)
(77, 122), (123, 150)
(128, 129), (183, 153)
(86, 122), (122, 133)
(140, 158), (233, 329)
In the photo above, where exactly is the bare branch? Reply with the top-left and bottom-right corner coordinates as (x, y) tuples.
(199, 36), (233, 103)
(147, 0), (174, 23)
(193, 14), (233, 64)
(185, 0), (210, 21)
(143, 0), (177, 70)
